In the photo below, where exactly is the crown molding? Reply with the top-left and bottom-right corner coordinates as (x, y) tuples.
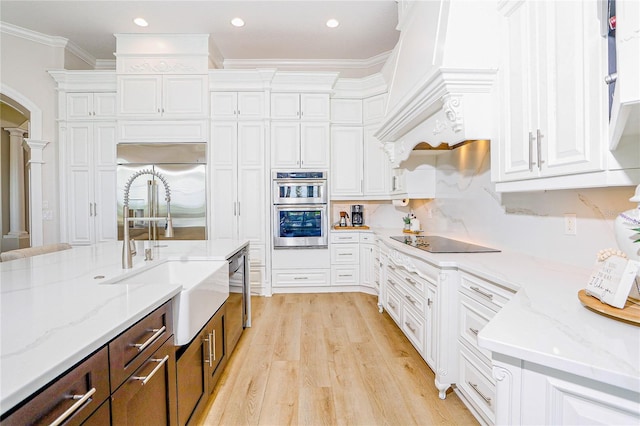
(0, 21), (97, 68)
(223, 50), (392, 73)
(332, 74), (388, 99)
(95, 59), (116, 70)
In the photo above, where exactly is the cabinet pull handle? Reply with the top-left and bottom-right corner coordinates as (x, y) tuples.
(528, 131), (534, 171)
(388, 264), (396, 270)
(405, 277), (417, 286)
(470, 286), (494, 300)
(237, 202), (241, 216)
(89, 203), (93, 217)
(338, 274), (351, 278)
(388, 301), (396, 310)
(404, 321), (416, 333)
(469, 327), (479, 336)
(468, 381), (492, 405)
(536, 129), (544, 170)
(427, 298), (433, 307)
(405, 295), (417, 305)
(338, 253), (351, 256)
(132, 326), (166, 352)
(93, 202), (97, 216)
(132, 355), (169, 385)
(49, 387), (96, 426)
(203, 335), (212, 366)
(233, 202), (237, 216)
(387, 278), (396, 287)
(210, 331), (216, 363)
(293, 276), (308, 280)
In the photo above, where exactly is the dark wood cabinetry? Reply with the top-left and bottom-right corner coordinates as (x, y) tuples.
(0, 347), (110, 426)
(176, 304), (226, 425)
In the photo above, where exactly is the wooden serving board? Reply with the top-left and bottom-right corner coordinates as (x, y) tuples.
(578, 289), (640, 326)
(333, 225), (370, 230)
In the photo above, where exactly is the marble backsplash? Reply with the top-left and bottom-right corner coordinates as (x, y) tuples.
(335, 140), (637, 268)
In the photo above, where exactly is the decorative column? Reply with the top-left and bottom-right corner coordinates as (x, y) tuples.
(3, 128), (29, 248)
(24, 139), (49, 247)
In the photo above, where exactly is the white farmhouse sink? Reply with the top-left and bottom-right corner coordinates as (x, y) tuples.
(106, 259), (229, 345)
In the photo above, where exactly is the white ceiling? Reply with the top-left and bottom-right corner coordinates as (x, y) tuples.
(0, 0), (400, 67)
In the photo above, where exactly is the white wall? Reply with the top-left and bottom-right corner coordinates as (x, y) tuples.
(0, 33), (64, 244)
(364, 140), (636, 268)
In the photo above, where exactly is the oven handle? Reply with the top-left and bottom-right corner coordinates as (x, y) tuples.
(273, 178), (327, 185)
(273, 204), (328, 210)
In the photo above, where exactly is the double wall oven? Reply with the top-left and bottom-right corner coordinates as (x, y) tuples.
(272, 171), (328, 249)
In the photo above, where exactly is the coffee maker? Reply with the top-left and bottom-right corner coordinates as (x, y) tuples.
(351, 205), (364, 227)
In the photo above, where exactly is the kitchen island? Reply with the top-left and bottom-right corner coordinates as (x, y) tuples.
(0, 239), (248, 416)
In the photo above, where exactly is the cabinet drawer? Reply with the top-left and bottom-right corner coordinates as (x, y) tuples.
(1, 347), (110, 426)
(111, 338), (177, 426)
(109, 301), (173, 392)
(402, 304), (426, 355)
(458, 346), (495, 424)
(460, 272), (514, 311)
(387, 268), (426, 309)
(359, 233), (375, 243)
(273, 269), (330, 287)
(459, 293), (494, 363)
(331, 265), (360, 285)
(249, 244), (265, 266)
(330, 232), (359, 244)
(331, 244), (359, 264)
(385, 285), (402, 325)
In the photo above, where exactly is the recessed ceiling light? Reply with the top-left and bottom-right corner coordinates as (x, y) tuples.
(326, 18), (339, 28)
(133, 17), (148, 27)
(231, 17), (245, 27)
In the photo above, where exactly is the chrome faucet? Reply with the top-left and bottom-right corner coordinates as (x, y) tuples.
(122, 169), (174, 268)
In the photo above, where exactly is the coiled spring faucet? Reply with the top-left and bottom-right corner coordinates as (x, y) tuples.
(122, 169), (174, 268)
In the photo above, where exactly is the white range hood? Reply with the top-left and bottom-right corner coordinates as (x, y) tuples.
(374, 0), (500, 167)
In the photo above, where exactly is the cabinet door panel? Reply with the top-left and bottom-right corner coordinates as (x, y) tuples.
(162, 75), (207, 117)
(499, 1), (537, 181)
(301, 93), (329, 120)
(211, 92), (238, 118)
(176, 331), (208, 426)
(331, 126), (363, 196)
(539, 0), (603, 175)
(237, 92), (264, 118)
(68, 124), (91, 167)
(94, 168), (117, 243)
(68, 169), (93, 245)
(67, 93), (92, 119)
(211, 168), (237, 240)
(93, 124), (116, 168)
(300, 122), (329, 168)
(118, 76), (161, 117)
(271, 93), (300, 119)
(93, 93), (117, 118)
(271, 122), (301, 168)
(238, 122), (265, 243)
(363, 126), (389, 195)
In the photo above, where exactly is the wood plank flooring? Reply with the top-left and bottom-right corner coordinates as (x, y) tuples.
(198, 293), (478, 426)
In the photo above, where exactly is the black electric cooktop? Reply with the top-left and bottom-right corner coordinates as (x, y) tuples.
(390, 235), (500, 253)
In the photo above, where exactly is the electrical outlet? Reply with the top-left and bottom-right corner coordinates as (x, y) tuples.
(564, 214), (577, 235)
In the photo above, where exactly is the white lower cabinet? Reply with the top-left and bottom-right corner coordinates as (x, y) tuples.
(492, 355), (640, 426)
(380, 246), (458, 399)
(456, 271), (515, 425)
(330, 232), (360, 287)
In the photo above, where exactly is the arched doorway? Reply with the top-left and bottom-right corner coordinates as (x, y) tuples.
(0, 84), (47, 250)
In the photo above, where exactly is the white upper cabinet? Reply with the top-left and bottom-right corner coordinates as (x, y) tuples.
(271, 93), (330, 120)
(117, 74), (208, 118)
(331, 99), (363, 124)
(331, 126), (364, 197)
(211, 91), (265, 119)
(493, 0), (639, 191)
(67, 93), (116, 119)
(271, 122), (329, 169)
(362, 126), (390, 196)
(363, 94), (387, 125)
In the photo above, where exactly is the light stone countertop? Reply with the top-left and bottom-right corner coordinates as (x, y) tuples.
(371, 228), (640, 395)
(0, 239), (248, 415)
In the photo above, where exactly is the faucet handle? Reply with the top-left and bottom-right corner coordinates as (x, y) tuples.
(129, 238), (137, 256)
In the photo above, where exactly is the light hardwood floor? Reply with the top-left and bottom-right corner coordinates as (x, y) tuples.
(198, 293), (478, 426)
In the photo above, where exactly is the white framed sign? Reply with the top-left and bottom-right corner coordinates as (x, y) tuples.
(586, 257), (640, 308)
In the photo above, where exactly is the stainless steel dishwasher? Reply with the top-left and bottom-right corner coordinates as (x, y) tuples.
(226, 247), (250, 355)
